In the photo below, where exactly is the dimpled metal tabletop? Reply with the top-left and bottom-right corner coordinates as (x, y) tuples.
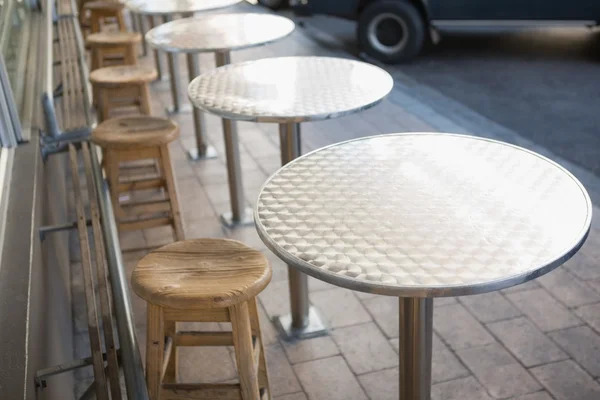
(255, 133), (592, 297)
(126, 0), (241, 15)
(188, 56), (394, 123)
(145, 13), (295, 53)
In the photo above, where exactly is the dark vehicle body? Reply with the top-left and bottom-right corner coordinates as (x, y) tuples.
(268, 0), (600, 63)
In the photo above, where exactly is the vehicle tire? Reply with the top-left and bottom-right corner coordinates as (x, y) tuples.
(258, 0), (289, 10)
(357, 1), (425, 63)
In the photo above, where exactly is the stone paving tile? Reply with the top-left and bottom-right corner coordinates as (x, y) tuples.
(459, 292), (521, 324)
(432, 376), (493, 400)
(512, 392), (553, 400)
(433, 304), (496, 350)
(505, 289), (582, 332)
(310, 288), (371, 329)
(535, 267), (600, 307)
(183, 217), (226, 240)
(501, 280), (540, 294)
(294, 356), (368, 400)
(588, 279), (600, 295)
(564, 251), (600, 281)
(331, 322), (398, 374)
(435, 297), (458, 307)
(549, 325), (600, 378)
(266, 343), (303, 397)
(487, 317), (568, 367)
(282, 336), (339, 365)
(456, 343), (542, 398)
(574, 302), (600, 333)
(390, 333), (469, 384)
(358, 367), (398, 400)
(259, 279), (291, 320)
(179, 346), (237, 383)
(362, 296), (398, 338)
(531, 360), (600, 400)
(274, 393), (308, 400)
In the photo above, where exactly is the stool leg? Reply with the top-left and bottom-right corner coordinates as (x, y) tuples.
(230, 301), (261, 400)
(163, 320), (178, 383)
(100, 88), (110, 122)
(91, 13), (101, 33)
(140, 83), (152, 115)
(125, 43), (138, 66)
(105, 151), (126, 221)
(249, 299), (271, 399)
(159, 144), (185, 241)
(146, 304), (165, 400)
(117, 11), (127, 32)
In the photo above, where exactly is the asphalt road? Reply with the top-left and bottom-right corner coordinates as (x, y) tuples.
(291, 13), (600, 177)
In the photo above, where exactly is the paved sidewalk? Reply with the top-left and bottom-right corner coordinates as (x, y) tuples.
(72, 3), (600, 399)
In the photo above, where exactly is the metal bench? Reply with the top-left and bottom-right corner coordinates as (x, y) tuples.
(37, 1), (149, 399)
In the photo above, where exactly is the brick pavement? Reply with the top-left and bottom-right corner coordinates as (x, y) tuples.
(72, 3), (600, 399)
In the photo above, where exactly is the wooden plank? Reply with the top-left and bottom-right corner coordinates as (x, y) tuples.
(164, 308), (230, 323)
(161, 384), (241, 400)
(120, 199), (172, 215)
(118, 177), (166, 192)
(118, 216), (171, 232)
(68, 145), (110, 400)
(81, 142), (122, 400)
(175, 331), (234, 347)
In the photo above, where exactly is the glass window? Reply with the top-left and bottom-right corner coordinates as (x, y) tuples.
(0, 0), (37, 146)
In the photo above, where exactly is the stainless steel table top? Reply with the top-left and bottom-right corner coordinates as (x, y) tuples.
(126, 0), (241, 15)
(188, 56), (394, 123)
(255, 133), (592, 297)
(145, 13), (295, 54)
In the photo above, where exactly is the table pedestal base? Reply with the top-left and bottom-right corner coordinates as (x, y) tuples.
(187, 146), (218, 162)
(166, 103), (193, 115)
(399, 297), (433, 400)
(274, 306), (327, 341)
(220, 208), (254, 228)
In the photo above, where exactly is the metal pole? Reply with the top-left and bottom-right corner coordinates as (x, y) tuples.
(216, 50), (253, 227)
(137, 13), (147, 57)
(149, 15), (166, 81)
(186, 52), (217, 161)
(89, 144), (150, 400)
(163, 14), (187, 114)
(274, 122), (327, 339)
(399, 297), (433, 400)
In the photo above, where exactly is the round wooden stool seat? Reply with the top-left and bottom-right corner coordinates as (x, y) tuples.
(132, 239), (271, 309)
(90, 65), (157, 87)
(92, 116), (179, 149)
(86, 31), (142, 47)
(84, 1), (125, 12)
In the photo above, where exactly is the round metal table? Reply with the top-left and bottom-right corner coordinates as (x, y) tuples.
(146, 13), (295, 161)
(125, 0), (241, 113)
(189, 56), (393, 338)
(254, 133), (592, 400)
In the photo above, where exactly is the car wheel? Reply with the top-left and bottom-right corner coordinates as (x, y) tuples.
(357, 1), (425, 63)
(258, 0), (289, 10)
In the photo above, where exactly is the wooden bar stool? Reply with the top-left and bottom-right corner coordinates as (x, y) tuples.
(91, 116), (184, 241)
(90, 65), (156, 121)
(87, 31), (142, 70)
(132, 239), (272, 400)
(84, 1), (127, 33)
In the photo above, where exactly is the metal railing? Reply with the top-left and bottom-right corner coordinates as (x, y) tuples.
(39, 0), (150, 398)
(89, 143), (150, 400)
